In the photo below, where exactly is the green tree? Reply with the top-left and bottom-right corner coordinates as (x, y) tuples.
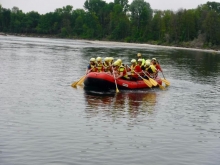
(1, 8), (11, 32)
(129, 0), (152, 41)
(10, 7), (24, 33)
(114, 0), (129, 13)
(83, 12), (102, 38)
(84, 0), (107, 37)
(109, 4), (130, 40)
(203, 10), (220, 45)
(0, 4), (3, 31)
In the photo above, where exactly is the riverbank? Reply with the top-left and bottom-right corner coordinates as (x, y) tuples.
(3, 32), (220, 54)
(0, 32), (7, 36)
(89, 40), (220, 54)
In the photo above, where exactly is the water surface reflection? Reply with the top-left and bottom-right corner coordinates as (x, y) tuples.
(84, 91), (158, 125)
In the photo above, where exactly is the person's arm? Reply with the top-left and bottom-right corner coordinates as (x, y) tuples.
(156, 62), (162, 72)
(116, 71), (123, 79)
(86, 65), (91, 74)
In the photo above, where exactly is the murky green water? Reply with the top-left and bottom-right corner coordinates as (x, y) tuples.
(0, 36), (220, 165)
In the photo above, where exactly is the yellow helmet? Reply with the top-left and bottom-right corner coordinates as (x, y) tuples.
(90, 58), (96, 62)
(104, 57), (109, 62)
(131, 59), (137, 63)
(138, 58), (143, 62)
(96, 57), (102, 62)
(109, 57), (114, 61)
(152, 58), (156, 61)
(117, 59), (122, 62)
(137, 53), (142, 57)
(113, 61), (120, 67)
(117, 59), (122, 65)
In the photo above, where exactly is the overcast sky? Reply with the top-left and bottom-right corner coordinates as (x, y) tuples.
(1, 0), (211, 14)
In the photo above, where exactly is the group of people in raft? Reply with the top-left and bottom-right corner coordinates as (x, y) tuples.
(86, 53), (162, 81)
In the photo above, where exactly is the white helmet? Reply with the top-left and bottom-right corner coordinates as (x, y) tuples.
(131, 59), (136, 63)
(145, 60), (151, 66)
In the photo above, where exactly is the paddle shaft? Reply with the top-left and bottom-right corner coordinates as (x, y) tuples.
(126, 65), (144, 79)
(112, 67), (119, 93)
(142, 70), (150, 79)
(161, 71), (166, 79)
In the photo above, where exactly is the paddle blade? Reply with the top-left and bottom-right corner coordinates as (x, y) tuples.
(159, 84), (165, 90)
(76, 75), (86, 86)
(149, 78), (158, 86)
(71, 81), (78, 88)
(143, 79), (152, 88)
(161, 78), (170, 86)
(116, 87), (119, 93)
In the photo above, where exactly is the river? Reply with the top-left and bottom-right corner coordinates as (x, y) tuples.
(0, 36), (220, 165)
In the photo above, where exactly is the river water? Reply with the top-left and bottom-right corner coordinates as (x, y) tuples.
(0, 36), (220, 165)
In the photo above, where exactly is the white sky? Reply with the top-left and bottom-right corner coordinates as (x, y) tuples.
(0, 0), (212, 14)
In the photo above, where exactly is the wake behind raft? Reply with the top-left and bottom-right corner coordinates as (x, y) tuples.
(83, 72), (162, 91)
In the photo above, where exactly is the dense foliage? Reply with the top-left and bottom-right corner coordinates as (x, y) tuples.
(0, 1), (220, 48)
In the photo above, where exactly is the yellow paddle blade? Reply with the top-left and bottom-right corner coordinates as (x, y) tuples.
(143, 79), (152, 88)
(159, 84), (165, 90)
(161, 78), (170, 86)
(71, 81), (78, 88)
(149, 78), (158, 86)
(77, 75), (86, 86)
(116, 87), (120, 93)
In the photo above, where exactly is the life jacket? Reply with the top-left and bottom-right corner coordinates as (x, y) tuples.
(119, 65), (129, 79)
(146, 65), (158, 78)
(152, 61), (162, 72)
(131, 64), (142, 79)
(137, 58), (146, 66)
(89, 64), (97, 72)
(103, 62), (110, 72)
(141, 59), (146, 66)
(96, 62), (103, 72)
(130, 64), (137, 76)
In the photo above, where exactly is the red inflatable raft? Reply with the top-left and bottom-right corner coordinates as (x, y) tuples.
(84, 72), (162, 90)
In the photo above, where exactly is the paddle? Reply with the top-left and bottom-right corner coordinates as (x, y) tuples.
(142, 71), (165, 90)
(161, 71), (170, 86)
(76, 75), (87, 86)
(71, 75), (86, 88)
(142, 71), (157, 86)
(126, 65), (152, 88)
(71, 68), (92, 88)
(156, 60), (170, 86)
(112, 67), (119, 93)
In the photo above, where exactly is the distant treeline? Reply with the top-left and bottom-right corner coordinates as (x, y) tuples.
(0, 0), (220, 48)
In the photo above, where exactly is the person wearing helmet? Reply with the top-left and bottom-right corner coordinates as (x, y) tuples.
(151, 58), (162, 72)
(127, 59), (142, 80)
(86, 58), (97, 74)
(144, 60), (158, 78)
(141, 59), (151, 70)
(112, 61), (129, 80)
(137, 58), (145, 69)
(103, 57), (111, 72)
(109, 57), (114, 65)
(136, 53), (145, 66)
(96, 57), (104, 72)
(116, 59), (123, 66)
